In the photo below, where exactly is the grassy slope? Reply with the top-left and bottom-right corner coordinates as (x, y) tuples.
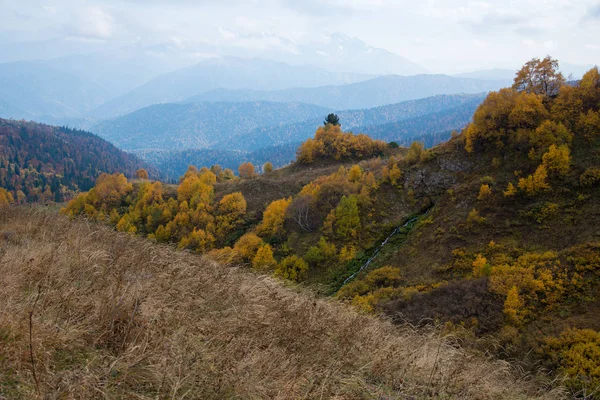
(0, 207), (561, 399)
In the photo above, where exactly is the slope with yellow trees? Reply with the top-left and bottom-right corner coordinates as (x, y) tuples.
(61, 58), (600, 395)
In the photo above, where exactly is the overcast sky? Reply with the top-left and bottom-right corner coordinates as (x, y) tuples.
(1, 0), (598, 73)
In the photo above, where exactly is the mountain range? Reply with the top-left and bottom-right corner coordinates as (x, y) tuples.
(187, 75), (505, 111)
(119, 93), (486, 176)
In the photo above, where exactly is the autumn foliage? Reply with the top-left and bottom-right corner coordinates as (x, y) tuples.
(297, 124), (386, 164)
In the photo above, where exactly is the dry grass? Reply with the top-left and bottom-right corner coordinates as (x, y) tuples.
(0, 207), (564, 399)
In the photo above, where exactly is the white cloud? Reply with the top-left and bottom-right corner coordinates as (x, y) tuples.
(0, 0), (598, 71)
(66, 6), (115, 40)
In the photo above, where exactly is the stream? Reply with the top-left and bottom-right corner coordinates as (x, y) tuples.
(339, 209), (431, 289)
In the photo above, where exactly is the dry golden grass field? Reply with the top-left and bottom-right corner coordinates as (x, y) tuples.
(0, 207), (565, 399)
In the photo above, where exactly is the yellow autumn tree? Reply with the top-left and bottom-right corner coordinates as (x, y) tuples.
(504, 286), (525, 326)
(215, 192), (247, 242)
(465, 88), (548, 152)
(252, 244), (277, 271)
(0, 188), (14, 207)
(477, 184), (492, 201)
(518, 164), (550, 196)
(179, 228), (215, 253)
(388, 163), (402, 186)
(542, 144), (571, 176)
(234, 232), (264, 262)
(274, 255), (309, 282)
(503, 182), (517, 197)
(472, 254), (488, 277)
(348, 165), (362, 182)
(257, 197), (292, 238)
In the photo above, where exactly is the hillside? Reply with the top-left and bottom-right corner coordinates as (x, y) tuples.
(91, 57), (371, 119)
(186, 75), (505, 110)
(0, 207), (559, 399)
(0, 118), (147, 203)
(92, 101), (330, 151)
(0, 61), (113, 123)
(62, 61), (600, 395)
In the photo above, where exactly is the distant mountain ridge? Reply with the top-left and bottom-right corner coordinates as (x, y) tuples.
(121, 93), (487, 176)
(187, 74), (507, 110)
(92, 101), (331, 151)
(212, 93), (487, 152)
(91, 57), (372, 119)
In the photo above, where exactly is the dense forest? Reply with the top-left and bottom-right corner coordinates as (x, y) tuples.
(0, 118), (147, 203)
(63, 59), (600, 395)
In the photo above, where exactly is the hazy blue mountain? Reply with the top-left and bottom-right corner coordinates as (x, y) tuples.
(0, 61), (113, 122)
(355, 99), (483, 142)
(187, 74), (507, 110)
(91, 101), (330, 151)
(45, 42), (211, 96)
(91, 57), (371, 119)
(288, 33), (427, 76)
(212, 93), (487, 152)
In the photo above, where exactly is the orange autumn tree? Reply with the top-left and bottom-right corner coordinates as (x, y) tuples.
(238, 162), (257, 179)
(135, 168), (149, 180)
(512, 56), (565, 97)
(297, 124), (386, 164)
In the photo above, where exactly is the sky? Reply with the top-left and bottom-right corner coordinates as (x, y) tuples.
(0, 0), (598, 73)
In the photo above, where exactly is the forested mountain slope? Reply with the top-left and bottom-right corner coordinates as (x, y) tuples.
(92, 101), (329, 151)
(0, 118), (146, 203)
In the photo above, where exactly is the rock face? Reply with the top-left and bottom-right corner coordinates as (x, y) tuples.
(404, 167), (456, 192)
(437, 156), (473, 172)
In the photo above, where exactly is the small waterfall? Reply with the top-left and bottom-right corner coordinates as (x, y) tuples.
(339, 209), (430, 288)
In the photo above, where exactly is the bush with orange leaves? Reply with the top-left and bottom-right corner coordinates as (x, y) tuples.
(297, 124), (385, 164)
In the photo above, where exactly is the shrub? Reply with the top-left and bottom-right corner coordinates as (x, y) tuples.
(503, 182), (517, 197)
(274, 255), (309, 282)
(518, 165), (550, 196)
(252, 244), (277, 271)
(467, 209), (486, 225)
(477, 184), (492, 201)
(545, 328), (600, 393)
(0, 187), (14, 207)
(263, 162), (274, 173)
(234, 232), (264, 262)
